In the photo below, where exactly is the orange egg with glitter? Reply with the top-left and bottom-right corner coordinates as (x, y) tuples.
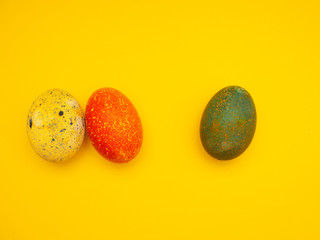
(85, 88), (143, 163)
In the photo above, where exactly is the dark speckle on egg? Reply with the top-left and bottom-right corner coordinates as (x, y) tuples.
(29, 118), (32, 128)
(59, 111), (64, 116)
(200, 86), (257, 160)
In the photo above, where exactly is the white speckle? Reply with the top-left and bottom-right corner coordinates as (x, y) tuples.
(67, 99), (80, 108)
(236, 87), (245, 94)
(32, 110), (43, 127)
(74, 116), (83, 134)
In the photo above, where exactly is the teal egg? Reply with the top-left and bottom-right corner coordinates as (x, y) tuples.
(200, 86), (256, 160)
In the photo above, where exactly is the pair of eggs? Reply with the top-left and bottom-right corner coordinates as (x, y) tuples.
(27, 86), (257, 163)
(27, 88), (143, 163)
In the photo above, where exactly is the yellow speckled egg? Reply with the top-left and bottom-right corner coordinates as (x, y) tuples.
(27, 89), (85, 162)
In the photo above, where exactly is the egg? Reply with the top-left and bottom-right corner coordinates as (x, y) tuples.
(85, 88), (143, 163)
(27, 89), (85, 162)
(200, 86), (256, 160)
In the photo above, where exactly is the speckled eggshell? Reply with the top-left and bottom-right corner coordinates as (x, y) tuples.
(200, 86), (257, 160)
(27, 89), (85, 162)
(85, 88), (143, 163)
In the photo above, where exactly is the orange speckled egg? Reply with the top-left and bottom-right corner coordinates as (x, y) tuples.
(85, 88), (143, 163)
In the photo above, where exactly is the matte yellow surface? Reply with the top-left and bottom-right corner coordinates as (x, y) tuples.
(0, 1), (319, 239)
(27, 89), (85, 162)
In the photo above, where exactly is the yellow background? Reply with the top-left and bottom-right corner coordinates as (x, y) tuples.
(0, 1), (319, 239)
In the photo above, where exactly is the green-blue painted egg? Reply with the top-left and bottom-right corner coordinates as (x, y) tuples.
(200, 86), (256, 160)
